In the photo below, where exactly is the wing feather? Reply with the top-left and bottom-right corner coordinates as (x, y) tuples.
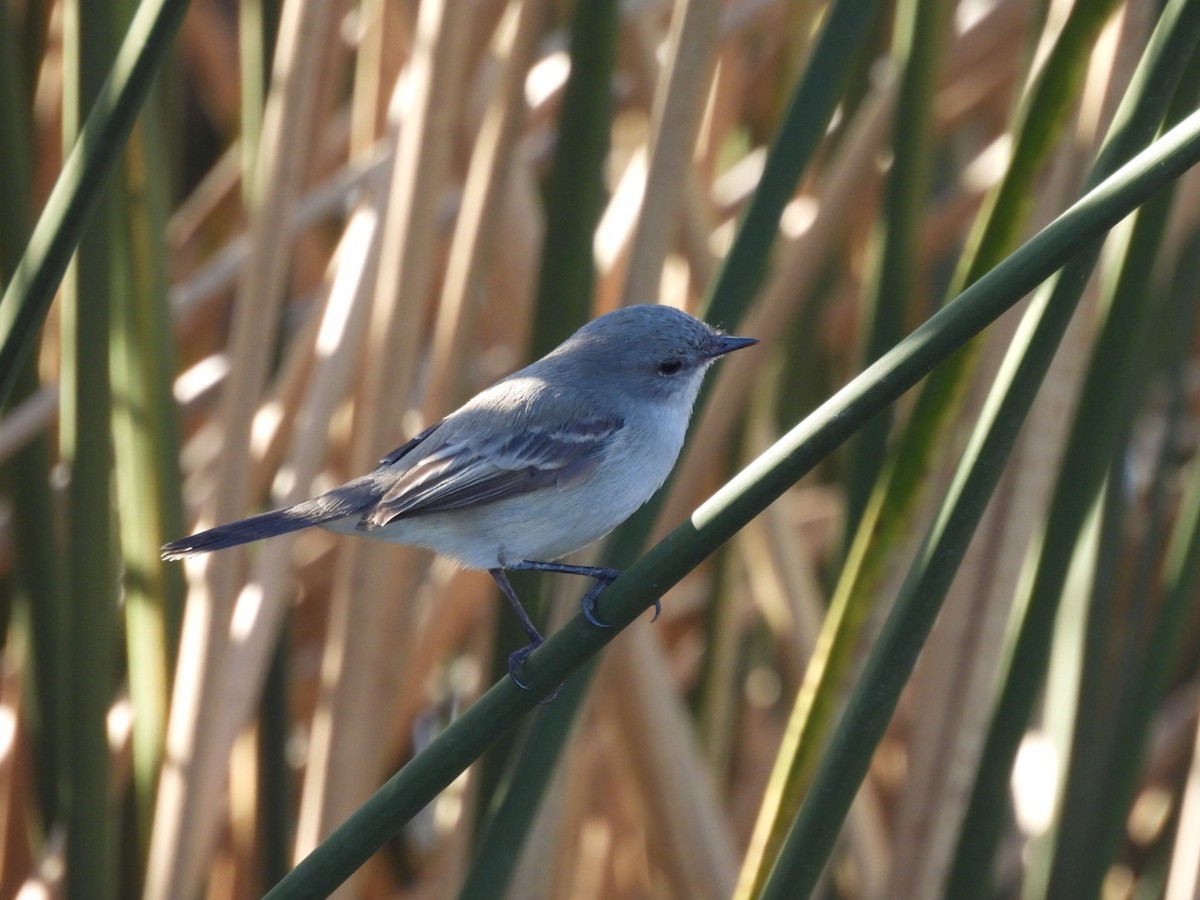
(360, 415), (623, 529)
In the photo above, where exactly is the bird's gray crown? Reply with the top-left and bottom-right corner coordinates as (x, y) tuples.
(554, 305), (744, 368)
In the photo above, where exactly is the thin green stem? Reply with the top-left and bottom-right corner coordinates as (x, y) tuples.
(62, 3), (120, 896)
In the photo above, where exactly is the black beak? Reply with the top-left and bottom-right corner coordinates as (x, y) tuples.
(707, 334), (759, 358)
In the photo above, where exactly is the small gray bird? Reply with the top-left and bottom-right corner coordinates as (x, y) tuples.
(162, 304), (756, 685)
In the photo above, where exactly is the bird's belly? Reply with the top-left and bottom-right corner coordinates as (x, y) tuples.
(327, 495), (628, 569)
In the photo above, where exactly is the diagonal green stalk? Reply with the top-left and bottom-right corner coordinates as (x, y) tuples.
(742, 3), (1124, 890)
(264, 107), (1200, 900)
(0, 0), (192, 408)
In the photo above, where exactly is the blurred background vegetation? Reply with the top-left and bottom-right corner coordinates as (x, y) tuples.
(1, 0), (1200, 897)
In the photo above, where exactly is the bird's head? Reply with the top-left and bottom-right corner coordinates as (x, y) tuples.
(555, 305), (758, 407)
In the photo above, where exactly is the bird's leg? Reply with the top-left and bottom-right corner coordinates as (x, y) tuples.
(509, 560), (661, 627)
(489, 568), (544, 690)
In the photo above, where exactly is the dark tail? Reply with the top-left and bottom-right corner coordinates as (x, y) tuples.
(161, 481), (378, 560)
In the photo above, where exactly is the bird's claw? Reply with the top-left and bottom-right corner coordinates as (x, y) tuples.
(581, 584), (662, 627)
(582, 586), (613, 628)
(507, 641), (562, 702)
(507, 641), (539, 689)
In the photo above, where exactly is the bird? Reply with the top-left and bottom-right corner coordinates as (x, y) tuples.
(162, 304), (757, 686)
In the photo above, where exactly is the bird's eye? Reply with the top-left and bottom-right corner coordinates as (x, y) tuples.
(656, 358), (685, 376)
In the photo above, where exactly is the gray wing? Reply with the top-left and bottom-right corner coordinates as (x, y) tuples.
(360, 415), (623, 530)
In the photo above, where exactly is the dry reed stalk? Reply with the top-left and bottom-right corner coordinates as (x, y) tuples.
(227, 727), (260, 899)
(1166, 701), (1200, 899)
(0, 671), (32, 898)
(598, 0), (757, 313)
(621, 0), (722, 308)
(146, 4), (344, 898)
(937, 0), (1030, 87)
(349, 0), (412, 155)
(615, 0), (808, 313)
(546, 711), (623, 899)
(165, 140), (241, 255)
(179, 0), (241, 133)
(386, 564), (496, 756)
(163, 177), (390, 900)
(675, 166), (719, 289)
(602, 624), (739, 898)
(594, 150), (650, 311)
(0, 146), (400, 483)
(242, 298), (328, 500)
(739, 495), (825, 695)
(694, 28), (745, 188)
(171, 142), (392, 333)
(423, 0), (548, 419)
(294, 0), (479, 864)
(484, 160), (543, 355)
